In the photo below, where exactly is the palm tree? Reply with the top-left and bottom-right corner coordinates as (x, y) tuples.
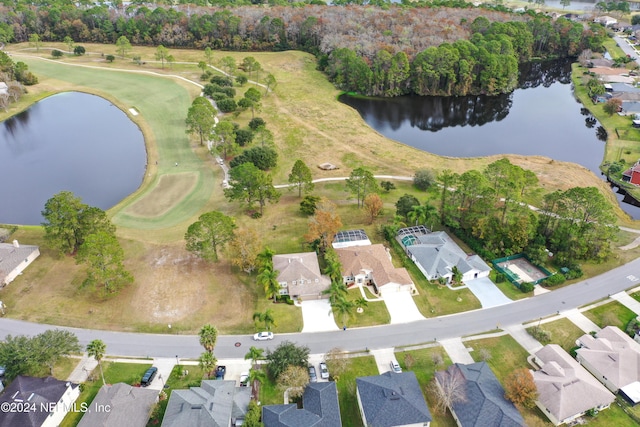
(355, 297), (368, 312)
(86, 339), (106, 386)
(256, 247), (274, 271)
(323, 251), (343, 285)
(199, 351), (217, 378)
(323, 280), (348, 306)
(257, 266), (280, 301)
(199, 324), (218, 354)
(253, 308), (277, 331)
(244, 346), (265, 369)
(248, 367), (266, 398)
(332, 296), (354, 329)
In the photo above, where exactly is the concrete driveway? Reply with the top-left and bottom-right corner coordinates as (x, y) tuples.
(463, 277), (512, 308)
(300, 300), (340, 333)
(381, 291), (425, 324)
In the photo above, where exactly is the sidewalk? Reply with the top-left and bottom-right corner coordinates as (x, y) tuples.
(66, 353), (98, 383)
(504, 324), (543, 354)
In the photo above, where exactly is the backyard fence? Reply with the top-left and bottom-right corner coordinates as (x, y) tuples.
(491, 254), (552, 289)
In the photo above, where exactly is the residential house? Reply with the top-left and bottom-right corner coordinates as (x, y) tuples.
(0, 240), (40, 287)
(356, 371), (431, 427)
(532, 344), (615, 426)
(272, 252), (331, 300)
(575, 326), (640, 393)
(332, 229), (372, 249)
(594, 15), (617, 26)
(622, 160), (640, 185)
(336, 244), (415, 295)
(161, 380), (250, 427)
(262, 381), (342, 427)
(0, 376), (80, 427)
(434, 362), (524, 427)
(77, 382), (158, 427)
(397, 227), (490, 283)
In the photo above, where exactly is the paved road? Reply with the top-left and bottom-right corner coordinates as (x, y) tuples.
(2, 257), (639, 359)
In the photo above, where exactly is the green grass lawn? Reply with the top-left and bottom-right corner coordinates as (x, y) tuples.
(61, 362), (152, 427)
(396, 346), (456, 427)
(584, 301), (637, 329)
(528, 318), (585, 353)
(490, 270), (530, 300)
(333, 288), (390, 328)
(335, 356), (379, 427)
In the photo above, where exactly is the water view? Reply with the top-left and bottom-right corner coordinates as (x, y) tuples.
(340, 60), (640, 219)
(0, 92), (146, 225)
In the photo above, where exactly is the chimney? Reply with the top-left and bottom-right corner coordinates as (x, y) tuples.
(12, 240), (19, 248)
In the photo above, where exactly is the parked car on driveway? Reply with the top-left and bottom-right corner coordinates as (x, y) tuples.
(319, 362), (329, 380)
(215, 365), (226, 380)
(239, 372), (249, 387)
(253, 331), (274, 341)
(141, 367), (158, 386)
(390, 360), (402, 373)
(308, 366), (317, 382)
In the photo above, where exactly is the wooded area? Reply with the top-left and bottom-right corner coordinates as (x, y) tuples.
(0, 1), (607, 96)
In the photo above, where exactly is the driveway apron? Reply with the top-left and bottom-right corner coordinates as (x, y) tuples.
(381, 291), (425, 324)
(463, 277), (512, 308)
(300, 300), (340, 333)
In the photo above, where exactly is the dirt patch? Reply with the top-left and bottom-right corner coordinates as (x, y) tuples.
(125, 172), (198, 217)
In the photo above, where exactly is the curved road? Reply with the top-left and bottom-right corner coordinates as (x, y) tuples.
(2, 256), (639, 359)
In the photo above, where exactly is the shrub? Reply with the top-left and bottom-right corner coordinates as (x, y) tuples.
(249, 117), (266, 130)
(520, 282), (534, 293)
(230, 146), (277, 170)
(235, 128), (254, 146)
(564, 267), (583, 280)
(20, 71), (38, 85)
(210, 92), (229, 102)
(51, 49), (63, 58)
(105, 54), (115, 62)
(626, 318), (640, 338)
(413, 168), (434, 191)
(204, 84), (235, 98)
(543, 273), (566, 287)
(73, 45), (85, 56)
(210, 75), (233, 87)
(217, 98), (237, 113)
(236, 74), (248, 85)
(529, 326), (551, 344)
(495, 273), (505, 283)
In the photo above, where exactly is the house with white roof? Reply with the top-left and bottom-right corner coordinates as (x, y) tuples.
(397, 226), (490, 283)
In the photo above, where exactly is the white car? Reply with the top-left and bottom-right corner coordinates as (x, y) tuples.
(253, 331), (274, 341)
(239, 372), (249, 387)
(319, 362), (329, 380)
(390, 360), (402, 373)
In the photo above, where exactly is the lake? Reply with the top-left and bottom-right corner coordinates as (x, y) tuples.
(0, 92), (146, 225)
(340, 60), (640, 219)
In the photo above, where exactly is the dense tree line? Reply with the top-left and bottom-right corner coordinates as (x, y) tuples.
(0, 51), (36, 110)
(0, 1), (606, 96)
(393, 159), (617, 267)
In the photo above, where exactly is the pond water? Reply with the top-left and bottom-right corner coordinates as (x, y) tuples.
(340, 60), (640, 219)
(0, 92), (146, 225)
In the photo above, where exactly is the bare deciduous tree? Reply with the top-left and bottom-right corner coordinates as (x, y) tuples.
(431, 365), (467, 415)
(277, 365), (309, 400)
(325, 347), (349, 380)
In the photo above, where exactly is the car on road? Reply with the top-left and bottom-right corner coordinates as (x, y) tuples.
(319, 362), (329, 380)
(253, 331), (274, 341)
(390, 360), (402, 374)
(141, 367), (158, 386)
(215, 365), (226, 380)
(239, 372), (249, 387)
(308, 366), (317, 382)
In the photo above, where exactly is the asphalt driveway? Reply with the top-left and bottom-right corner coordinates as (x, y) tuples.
(463, 277), (512, 308)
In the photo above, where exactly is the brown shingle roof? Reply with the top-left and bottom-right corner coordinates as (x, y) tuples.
(336, 244), (413, 288)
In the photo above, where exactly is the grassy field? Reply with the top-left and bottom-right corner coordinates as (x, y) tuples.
(584, 300), (637, 329)
(332, 288), (390, 328)
(61, 361), (152, 427)
(334, 356), (379, 427)
(1, 43), (639, 334)
(529, 318), (585, 353)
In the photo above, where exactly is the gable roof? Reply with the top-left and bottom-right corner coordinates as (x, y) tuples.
(0, 241), (39, 285)
(435, 362), (524, 427)
(0, 376), (78, 427)
(356, 371), (431, 427)
(161, 380), (250, 427)
(576, 326), (640, 390)
(533, 345), (615, 423)
(336, 244), (413, 288)
(262, 382), (341, 427)
(272, 252), (331, 296)
(77, 383), (158, 427)
(399, 229), (490, 279)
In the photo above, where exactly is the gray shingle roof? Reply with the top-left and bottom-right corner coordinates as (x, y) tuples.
(356, 371), (431, 427)
(0, 242), (39, 286)
(0, 376), (78, 427)
(77, 383), (158, 427)
(435, 362), (524, 427)
(273, 252), (331, 298)
(262, 381), (341, 427)
(161, 380), (250, 427)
